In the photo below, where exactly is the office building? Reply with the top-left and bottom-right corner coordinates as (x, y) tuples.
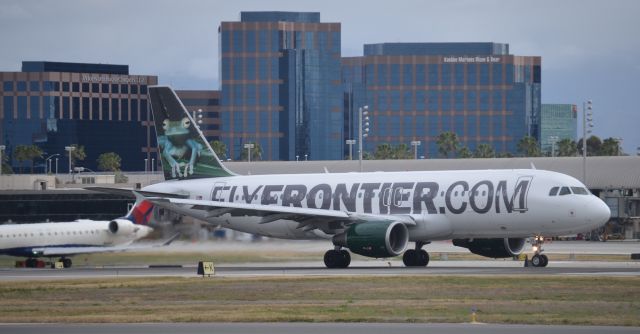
(0, 61), (158, 172)
(219, 11), (343, 161)
(176, 90), (221, 143)
(540, 104), (577, 155)
(342, 43), (541, 158)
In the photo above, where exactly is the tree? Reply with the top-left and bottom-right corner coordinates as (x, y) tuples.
(457, 146), (472, 158)
(577, 136), (602, 156)
(517, 136), (541, 157)
(239, 142), (262, 161)
(557, 138), (577, 157)
(473, 143), (495, 158)
(374, 143), (395, 159)
(393, 143), (412, 159)
(97, 152), (121, 172)
(209, 140), (228, 160)
(65, 144), (86, 169)
(13, 145), (43, 174)
(436, 132), (459, 158)
(600, 137), (622, 156)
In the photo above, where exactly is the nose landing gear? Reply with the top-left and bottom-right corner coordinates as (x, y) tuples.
(530, 236), (548, 267)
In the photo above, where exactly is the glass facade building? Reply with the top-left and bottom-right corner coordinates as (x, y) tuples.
(219, 11), (343, 161)
(342, 43), (541, 158)
(176, 90), (221, 142)
(540, 104), (577, 154)
(0, 61), (158, 172)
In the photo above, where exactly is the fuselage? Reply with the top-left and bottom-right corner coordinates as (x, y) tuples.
(0, 220), (152, 257)
(143, 169), (610, 241)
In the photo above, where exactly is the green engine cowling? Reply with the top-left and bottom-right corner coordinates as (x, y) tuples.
(332, 221), (409, 258)
(452, 238), (526, 258)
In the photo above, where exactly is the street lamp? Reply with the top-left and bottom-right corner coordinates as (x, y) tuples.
(144, 158), (148, 173)
(151, 158), (155, 173)
(0, 145), (5, 175)
(55, 158), (59, 175)
(358, 105), (370, 172)
(44, 153), (61, 174)
(345, 139), (356, 160)
(548, 136), (559, 157)
(582, 100), (593, 183)
(244, 143), (254, 162)
(64, 146), (76, 174)
(410, 141), (421, 160)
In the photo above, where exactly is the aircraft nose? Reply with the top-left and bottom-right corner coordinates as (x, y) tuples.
(590, 197), (611, 227)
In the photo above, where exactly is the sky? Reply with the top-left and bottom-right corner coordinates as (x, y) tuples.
(1, 0), (638, 154)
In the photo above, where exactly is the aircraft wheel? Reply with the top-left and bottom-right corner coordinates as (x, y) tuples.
(25, 258), (37, 268)
(339, 250), (351, 268)
(403, 249), (416, 266)
(324, 250), (349, 269)
(62, 258), (72, 268)
(540, 254), (549, 267)
(531, 254), (542, 267)
(418, 249), (429, 267)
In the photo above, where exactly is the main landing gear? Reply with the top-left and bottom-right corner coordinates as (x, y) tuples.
(403, 241), (430, 267)
(324, 247), (351, 268)
(530, 236), (548, 268)
(50, 258), (72, 268)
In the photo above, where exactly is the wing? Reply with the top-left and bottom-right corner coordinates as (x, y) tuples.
(144, 195), (416, 235)
(31, 233), (180, 257)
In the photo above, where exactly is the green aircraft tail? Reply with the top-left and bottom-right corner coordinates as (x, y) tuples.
(148, 86), (235, 180)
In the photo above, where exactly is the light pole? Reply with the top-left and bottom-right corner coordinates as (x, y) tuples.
(55, 158), (59, 175)
(345, 139), (356, 160)
(144, 158), (148, 173)
(304, 154), (308, 161)
(244, 143), (254, 162)
(64, 146), (76, 174)
(548, 136), (559, 157)
(0, 145), (5, 175)
(151, 158), (155, 173)
(296, 155), (299, 162)
(358, 105), (370, 172)
(410, 140), (421, 160)
(44, 153), (60, 174)
(582, 100), (593, 183)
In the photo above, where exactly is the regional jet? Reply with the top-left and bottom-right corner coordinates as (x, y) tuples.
(95, 86), (611, 268)
(0, 200), (171, 268)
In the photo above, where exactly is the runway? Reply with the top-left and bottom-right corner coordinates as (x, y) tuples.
(1, 259), (639, 281)
(1, 322), (639, 334)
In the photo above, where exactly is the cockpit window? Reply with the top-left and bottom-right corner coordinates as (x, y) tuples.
(571, 187), (589, 195)
(558, 187), (571, 196)
(549, 187), (559, 196)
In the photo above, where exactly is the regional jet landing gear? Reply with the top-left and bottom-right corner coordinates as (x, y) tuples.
(50, 257), (72, 268)
(403, 241), (430, 267)
(324, 247), (351, 269)
(530, 236), (548, 267)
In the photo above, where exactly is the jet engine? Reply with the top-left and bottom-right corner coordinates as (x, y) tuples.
(452, 238), (526, 258)
(108, 219), (136, 235)
(333, 221), (409, 258)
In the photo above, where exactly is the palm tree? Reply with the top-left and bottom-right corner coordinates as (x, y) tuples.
(517, 136), (541, 157)
(600, 137), (622, 156)
(65, 144), (86, 169)
(457, 146), (472, 158)
(436, 132), (459, 158)
(209, 140), (228, 160)
(577, 136), (602, 156)
(473, 143), (495, 158)
(97, 152), (122, 171)
(13, 145), (43, 174)
(374, 143), (395, 159)
(393, 143), (412, 159)
(556, 138), (577, 157)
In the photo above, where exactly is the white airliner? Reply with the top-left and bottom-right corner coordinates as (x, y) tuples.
(96, 86), (611, 268)
(0, 200), (165, 268)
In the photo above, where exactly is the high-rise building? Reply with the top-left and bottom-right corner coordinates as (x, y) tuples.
(219, 11), (343, 161)
(342, 43), (541, 158)
(176, 90), (221, 142)
(540, 104), (577, 155)
(0, 61), (158, 172)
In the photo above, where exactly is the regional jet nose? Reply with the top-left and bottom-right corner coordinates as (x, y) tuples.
(590, 196), (611, 227)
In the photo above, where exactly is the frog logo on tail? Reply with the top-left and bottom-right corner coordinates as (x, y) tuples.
(148, 86), (236, 180)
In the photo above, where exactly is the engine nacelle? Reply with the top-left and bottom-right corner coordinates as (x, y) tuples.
(333, 221), (409, 258)
(452, 238), (526, 258)
(108, 219), (136, 235)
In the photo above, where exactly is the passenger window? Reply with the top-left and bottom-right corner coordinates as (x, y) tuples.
(559, 187), (571, 196)
(549, 187), (559, 196)
(571, 187), (589, 195)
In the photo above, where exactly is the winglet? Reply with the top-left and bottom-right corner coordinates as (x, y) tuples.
(530, 162), (537, 170)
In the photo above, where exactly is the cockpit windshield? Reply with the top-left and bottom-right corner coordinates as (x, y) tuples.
(571, 187), (590, 195)
(549, 186), (590, 196)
